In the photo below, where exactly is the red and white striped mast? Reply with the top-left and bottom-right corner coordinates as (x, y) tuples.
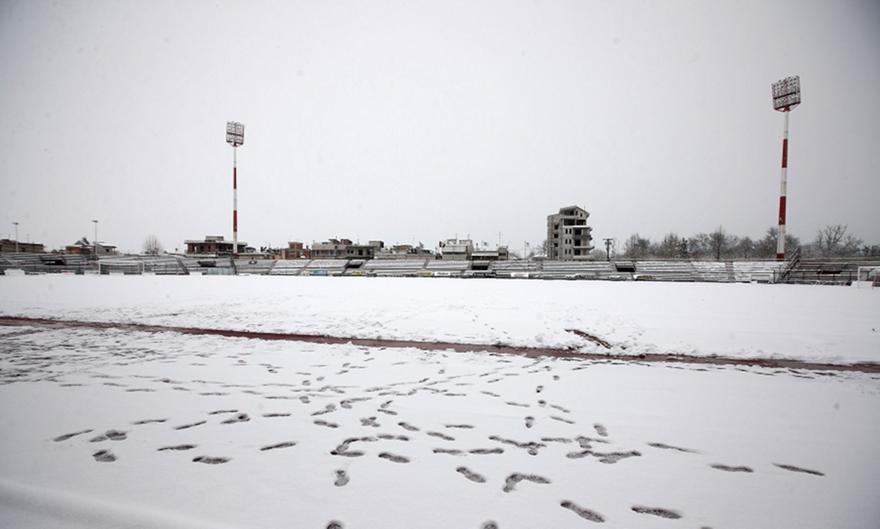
(226, 121), (245, 258)
(771, 76), (801, 261)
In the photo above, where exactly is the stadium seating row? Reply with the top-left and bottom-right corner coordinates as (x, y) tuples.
(2, 253), (860, 285)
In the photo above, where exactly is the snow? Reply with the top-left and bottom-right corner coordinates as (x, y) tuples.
(1, 275), (878, 364)
(1, 276), (879, 528)
(0, 326), (878, 529)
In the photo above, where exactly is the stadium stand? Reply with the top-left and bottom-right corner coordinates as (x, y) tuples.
(268, 259), (311, 276)
(301, 259), (348, 276)
(0, 253), (96, 274)
(425, 260), (470, 277)
(732, 261), (784, 283)
(97, 256), (189, 275)
(781, 257), (880, 285)
(691, 261), (730, 282)
(5, 250), (875, 286)
(490, 260), (541, 278)
(181, 257), (234, 275)
(632, 261), (697, 282)
(540, 261), (626, 280)
(233, 259), (276, 275)
(363, 258), (429, 277)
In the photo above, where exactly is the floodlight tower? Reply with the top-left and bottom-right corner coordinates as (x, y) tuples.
(771, 76), (801, 261)
(226, 121), (245, 258)
(13, 222), (19, 253)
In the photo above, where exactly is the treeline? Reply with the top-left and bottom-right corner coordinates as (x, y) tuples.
(619, 224), (878, 260)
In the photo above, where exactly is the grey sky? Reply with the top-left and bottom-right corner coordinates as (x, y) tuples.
(1, 0), (878, 253)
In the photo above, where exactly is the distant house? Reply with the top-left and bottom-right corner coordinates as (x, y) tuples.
(0, 239), (45, 254)
(65, 237), (117, 257)
(311, 238), (378, 260)
(282, 241), (311, 260)
(438, 239), (473, 260)
(374, 242), (434, 260)
(185, 235), (247, 256)
(547, 206), (593, 260)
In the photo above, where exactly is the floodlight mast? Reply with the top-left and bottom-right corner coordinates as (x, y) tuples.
(771, 76), (801, 261)
(226, 121), (245, 258)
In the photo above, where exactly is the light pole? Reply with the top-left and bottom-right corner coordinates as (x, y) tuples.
(771, 75), (801, 261)
(92, 219), (99, 257)
(226, 121), (245, 258)
(13, 222), (19, 253)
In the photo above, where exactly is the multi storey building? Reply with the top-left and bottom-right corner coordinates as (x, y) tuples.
(546, 206), (593, 260)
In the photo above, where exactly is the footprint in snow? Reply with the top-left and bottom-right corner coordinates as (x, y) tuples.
(631, 506), (682, 519)
(89, 430), (127, 442)
(92, 450), (116, 462)
(456, 466), (486, 483)
(710, 464), (753, 473)
(560, 500), (604, 523)
(260, 441), (297, 451)
(158, 444), (197, 451)
(53, 429), (93, 442)
(378, 452), (409, 463)
(193, 456), (230, 465)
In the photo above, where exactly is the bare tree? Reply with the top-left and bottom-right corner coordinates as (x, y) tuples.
(755, 227), (800, 258)
(687, 233), (711, 259)
(529, 240), (547, 259)
(143, 234), (163, 256)
(654, 233), (681, 258)
(707, 226), (738, 260)
(735, 236), (755, 260)
(623, 233), (651, 258)
(813, 224), (863, 257)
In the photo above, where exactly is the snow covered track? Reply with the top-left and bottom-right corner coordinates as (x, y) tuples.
(2, 276), (877, 366)
(1, 315), (878, 374)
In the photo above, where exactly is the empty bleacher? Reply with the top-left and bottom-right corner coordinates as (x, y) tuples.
(540, 261), (625, 280)
(0, 253), (96, 274)
(269, 259), (311, 276)
(633, 261), (697, 282)
(491, 260), (541, 278)
(233, 259), (276, 275)
(182, 257), (234, 275)
(732, 261), (783, 283)
(691, 261), (731, 282)
(782, 257), (880, 285)
(9, 250), (872, 287)
(363, 258), (429, 277)
(301, 259), (348, 276)
(425, 260), (470, 277)
(97, 256), (189, 275)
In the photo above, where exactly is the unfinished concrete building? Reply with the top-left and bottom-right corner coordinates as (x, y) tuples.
(547, 206), (593, 260)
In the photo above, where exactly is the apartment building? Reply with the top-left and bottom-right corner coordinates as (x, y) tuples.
(546, 206), (593, 260)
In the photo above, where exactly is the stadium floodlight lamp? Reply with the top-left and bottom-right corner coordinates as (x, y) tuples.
(226, 121), (245, 147)
(772, 76), (801, 112)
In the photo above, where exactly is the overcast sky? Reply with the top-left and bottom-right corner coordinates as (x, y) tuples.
(1, 0), (878, 253)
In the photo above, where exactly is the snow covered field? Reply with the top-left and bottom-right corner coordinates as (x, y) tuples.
(0, 325), (878, 529)
(0, 276), (878, 528)
(1, 275), (878, 364)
